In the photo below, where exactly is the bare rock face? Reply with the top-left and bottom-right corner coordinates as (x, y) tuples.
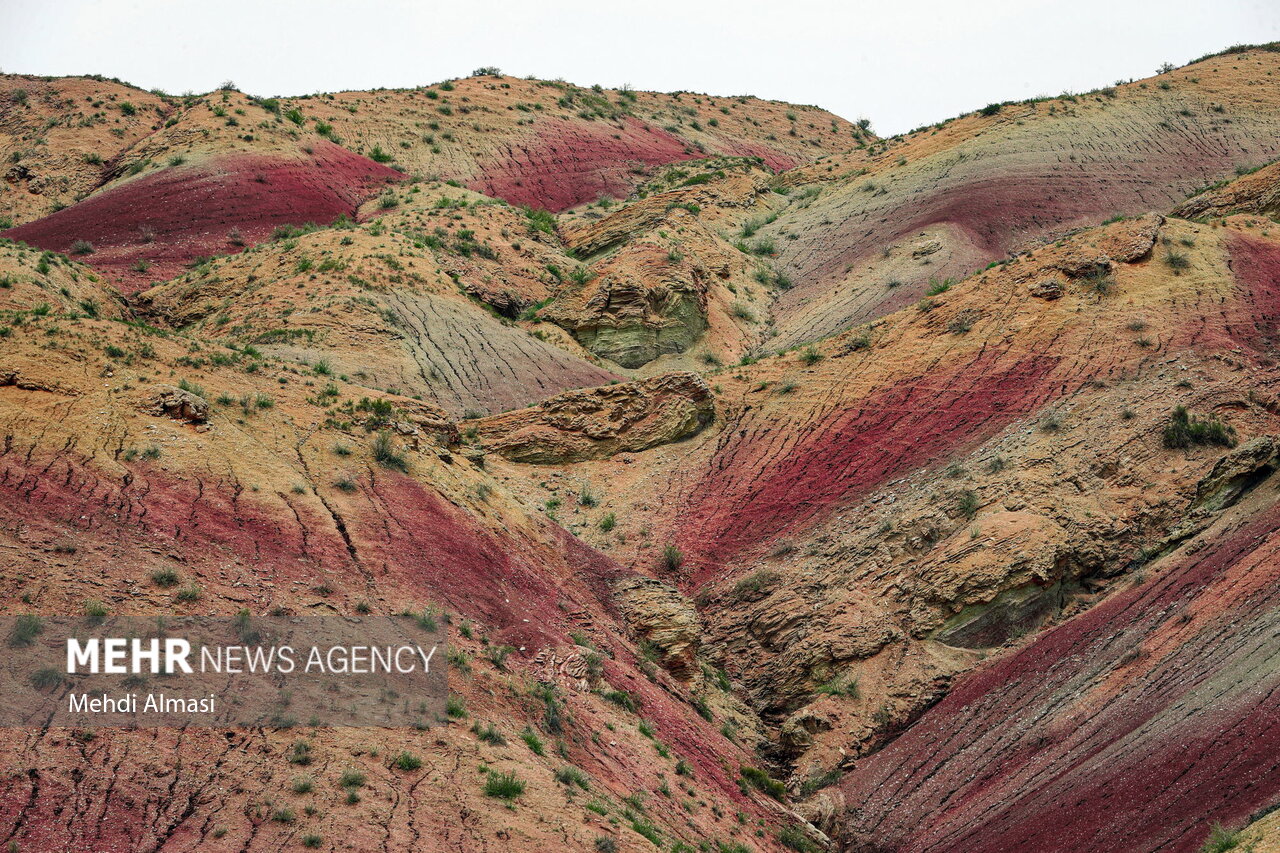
(1053, 254), (1111, 279)
(613, 576), (702, 679)
(1191, 435), (1279, 512)
(146, 384), (208, 423)
(563, 170), (768, 257)
(392, 399), (461, 448)
(559, 264), (709, 368)
(465, 372), (714, 463)
(1173, 161), (1280, 219)
(1099, 212), (1164, 262)
(1028, 277), (1065, 299)
(1049, 214), (1163, 279)
(545, 242), (712, 368)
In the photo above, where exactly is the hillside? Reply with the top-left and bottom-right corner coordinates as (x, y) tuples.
(2, 49), (1280, 853)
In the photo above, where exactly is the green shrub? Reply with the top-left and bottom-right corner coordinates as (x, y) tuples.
(84, 601), (109, 627)
(392, 751), (422, 771)
(1200, 823), (1243, 853)
(739, 765), (786, 801)
(1163, 406), (1235, 449)
(10, 613), (45, 647)
(473, 721), (506, 745)
(483, 770), (524, 800)
(31, 668), (63, 689)
(288, 741), (313, 765)
(520, 727), (544, 755)
(149, 568), (179, 588)
(778, 824), (821, 852)
(372, 432), (408, 471)
(554, 765), (590, 789)
(603, 689), (638, 713)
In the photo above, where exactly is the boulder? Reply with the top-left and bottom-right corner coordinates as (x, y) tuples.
(147, 384), (208, 423)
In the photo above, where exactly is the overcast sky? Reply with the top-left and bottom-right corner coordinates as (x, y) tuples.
(2, 0), (1277, 136)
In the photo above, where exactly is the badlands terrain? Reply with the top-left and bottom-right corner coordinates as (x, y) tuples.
(1, 46), (1280, 852)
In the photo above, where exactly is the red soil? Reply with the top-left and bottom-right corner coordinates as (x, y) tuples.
(357, 472), (629, 645)
(3, 142), (401, 293)
(839, 501), (1280, 853)
(1225, 231), (1280, 353)
(680, 352), (1062, 576)
(471, 118), (697, 211)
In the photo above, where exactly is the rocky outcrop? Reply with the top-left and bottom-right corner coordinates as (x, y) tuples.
(464, 372), (714, 463)
(1191, 435), (1278, 512)
(1047, 213), (1163, 277)
(1174, 160), (1280, 219)
(146, 384), (208, 423)
(1098, 212), (1164, 262)
(563, 170), (769, 257)
(613, 576), (702, 679)
(1028, 277), (1065, 299)
(545, 234), (718, 368)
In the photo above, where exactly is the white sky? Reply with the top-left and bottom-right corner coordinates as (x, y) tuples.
(2, 0), (1277, 136)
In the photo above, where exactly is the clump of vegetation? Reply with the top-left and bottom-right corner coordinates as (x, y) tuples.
(661, 544), (683, 572)
(814, 676), (860, 699)
(473, 721), (506, 745)
(483, 770), (524, 800)
(778, 824), (822, 853)
(392, 751), (422, 771)
(31, 668), (63, 689)
(371, 431), (408, 471)
(288, 741), (313, 765)
(84, 601), (109, 627)
(733, 569), (781, 600)
(739, 766), (786, 801)
(603, 689), (638, 713)
(1164, 251), (1191, 273)
(1162, 406), (1235, 449)
(150, 568), (180, 588)
(338, 768), (366, 789)
(1199, 823), (1243, 853)
(554, 765), (591, 790)
(519, 727), (544, 754)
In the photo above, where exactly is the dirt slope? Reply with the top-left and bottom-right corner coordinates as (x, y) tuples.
(2, 47), (1280, 853)
(759, 48), (1280, 348)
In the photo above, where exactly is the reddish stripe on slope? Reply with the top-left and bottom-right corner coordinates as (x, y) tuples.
(469, 117), (697, 211)
(839, 501), (1280, 853)
(0, 449), (625, 643)
(1224, 231), (1280, 353)
(3, 142), (401, 292)
(680, 352), (1062, 575)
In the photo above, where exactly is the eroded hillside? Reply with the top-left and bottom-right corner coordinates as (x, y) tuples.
(2, 49), (1280, 853)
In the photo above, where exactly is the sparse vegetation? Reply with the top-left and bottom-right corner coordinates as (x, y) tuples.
(1162, 406), (1235, 449)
